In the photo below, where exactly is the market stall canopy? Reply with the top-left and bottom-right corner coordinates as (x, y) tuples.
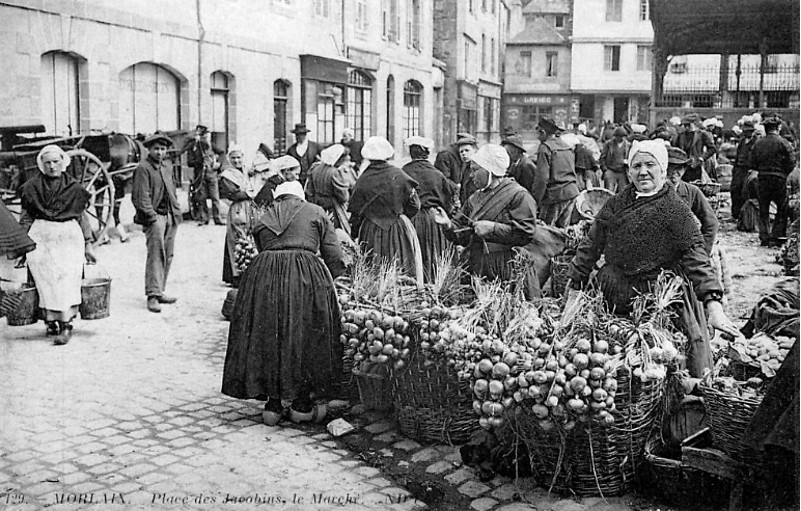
(649, 0), (799, 55)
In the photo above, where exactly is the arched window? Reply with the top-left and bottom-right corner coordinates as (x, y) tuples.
(347, 71), (372, 140)
(386, 75), (395, 143)
(403, 80), (423, 138)
(41, 51), (83, 136)
(119, 63), (180, 135)
(211, 71), (234, 149)
(274, 80), (290, 155)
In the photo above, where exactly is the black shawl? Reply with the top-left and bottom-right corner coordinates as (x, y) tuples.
(595, 184), (702, 277)
(21, 172), (90, 222)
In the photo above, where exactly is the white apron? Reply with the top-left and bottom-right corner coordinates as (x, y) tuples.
(26, 220), (84, 312)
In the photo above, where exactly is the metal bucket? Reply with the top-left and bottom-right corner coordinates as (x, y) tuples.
(80, 277), (111, 320)
(5, 285), (39, 326)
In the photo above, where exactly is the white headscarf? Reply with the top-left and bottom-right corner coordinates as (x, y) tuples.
(470, 144), (510, 177)
(321, 144), (346, 166)
(361, 136), (394, 161)
(628, 140), (669, 173)
(36, 145), (71, 174)
(273, 181), (305, 200)
(227, 143), (245, 157)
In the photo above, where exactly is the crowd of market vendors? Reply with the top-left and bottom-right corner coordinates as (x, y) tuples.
(1, 111), (798, 425)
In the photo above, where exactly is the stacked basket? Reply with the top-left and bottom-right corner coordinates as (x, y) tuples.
(390, 354), (479, 444)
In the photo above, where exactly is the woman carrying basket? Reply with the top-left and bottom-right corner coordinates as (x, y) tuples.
(566, 140), (740, 377)
(20, 145), (97, 345)
(0, 201), (37, 318)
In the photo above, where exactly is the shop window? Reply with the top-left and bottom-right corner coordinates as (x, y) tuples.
(403, 80), (422, 139)
(604, 45), (621, 71)
(274, 80), (290, 155)
(119, 62), (180, 135)
(606, 0), (622, 22)
(211, 71), (234, 149)
(317, 83), (343, 145)
(347, 71), (372, 141)
(41, 51), (82, 136)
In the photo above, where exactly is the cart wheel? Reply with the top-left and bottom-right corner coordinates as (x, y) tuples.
(66, 149), (115, 246)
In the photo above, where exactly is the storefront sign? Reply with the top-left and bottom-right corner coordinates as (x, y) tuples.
(478, 80), (501, 99)
(300, 54), (350, 85)
(459, 81), (478, 110)
(347, 48), (380, 71)
(505, 94), (571, 105)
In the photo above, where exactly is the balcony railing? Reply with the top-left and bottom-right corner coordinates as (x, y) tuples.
(657, 63), (800, 108)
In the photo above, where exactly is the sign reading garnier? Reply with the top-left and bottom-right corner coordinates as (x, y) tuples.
(505, 94), (571, 105)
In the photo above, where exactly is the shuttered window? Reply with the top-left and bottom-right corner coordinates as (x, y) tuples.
(119, 63), (180, 135)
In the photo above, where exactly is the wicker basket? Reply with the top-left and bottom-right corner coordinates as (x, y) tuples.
(338, 347), (359, 400)
(389, 354), (479, 444)
(643, 436), (705, 504)
(550, 254), (574, 298)
(513, 367), (665, 497)
(699, 382), (764, 463)
(353, 363), (393, 411)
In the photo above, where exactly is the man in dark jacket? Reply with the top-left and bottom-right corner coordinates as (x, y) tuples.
(132, 133), (182, 313)
(673, 113), (717, 182)
(731, 121), (758, 219)
(186, 125), (222, 225)
(435, 133), (477, 205)
(286, 123), (321, 186)
(750, 116), (797, 246)
(666, 148), (719, 253)
(600, 126), (630, 192)
(502, 134), (544, 201)
(536, 117), (579, 228)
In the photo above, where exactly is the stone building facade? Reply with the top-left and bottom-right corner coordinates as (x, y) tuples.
(570, 0), (653, 125)
(502, 0), (575, 144)
(0, 0), (438, 165)
(433, 0), (509, 145)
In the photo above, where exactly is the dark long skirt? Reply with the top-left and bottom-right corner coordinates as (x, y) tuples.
(358, 216), (422, 282)
(221, 249), (342, 402)
(412, 208), (451, 283)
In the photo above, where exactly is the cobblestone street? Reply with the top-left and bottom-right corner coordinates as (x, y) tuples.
(0, 203), (780, 511)
(0, 218), (425, 511)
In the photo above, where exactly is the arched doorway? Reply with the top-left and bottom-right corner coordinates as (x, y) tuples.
(41, 51), (84, 136)
(211, 71), (235, 149)
(118, 62), (181, 134)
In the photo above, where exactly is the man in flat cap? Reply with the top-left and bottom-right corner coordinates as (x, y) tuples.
(435, 133), (478, 205)
(600, 126), (631, 192)
(535, 117), (579, 228)
(132, 132), (181, 313)
(731, 120), (759, 219)
(749, 116), (797, 246)
(666, 147), (719, 253)
(286, 123), (321, 186)
(502, 134), (544, 201)
(672, 113), (717, 182)
(186, 124), (223, 225)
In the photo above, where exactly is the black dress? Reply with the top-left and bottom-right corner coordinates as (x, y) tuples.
(221, 196), (346, 402)
(402, 159), (457, 282)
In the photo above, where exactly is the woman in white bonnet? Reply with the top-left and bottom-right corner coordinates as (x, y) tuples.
(567, 140), (741, 377)
(219, 143), (254, 287)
